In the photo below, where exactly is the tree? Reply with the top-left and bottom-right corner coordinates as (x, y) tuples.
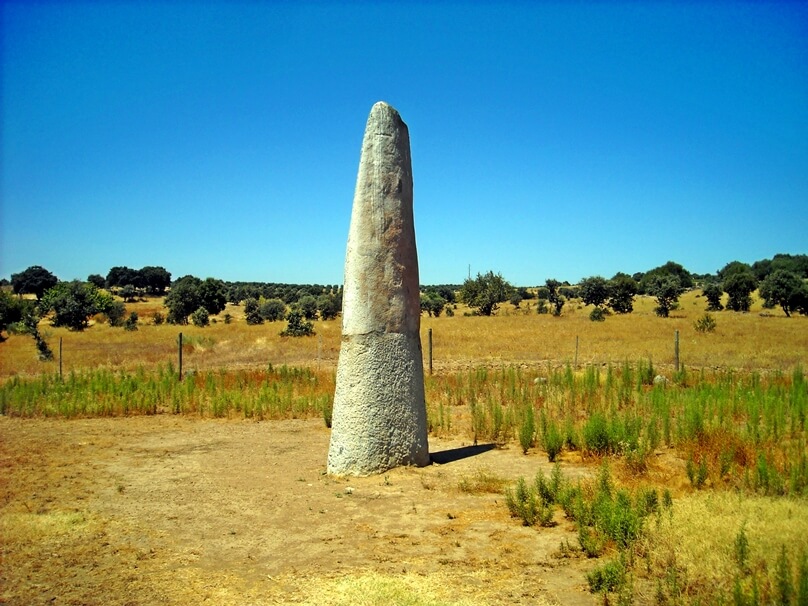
(87, 274), (106, 289)
(296, 295), (319, 321)
(579, 276), (610, 308)
(545, 279), (565, 316)
(105, 300), (126, 326)
(718, 260), (754, 281)
(608, 273), (638, 314)
(164, 276), (202, 324)
(120, 284), (137, 303)
(244, 298), (264, 325)
(639, 261), (693, 293)
(260, 298), (287, 322)
(39, 281), (114, 330)
(421, 292), (447, 317)
(724, 271), (757, 312)
(759, 270), (807, 317)
(0, 289), (28, 340)
(198, 278), (227, 316)
(11, 266), (58, 300)
(106, 266), (142, 290)
(140, 266), (171, 295)
(460, 271), (513, 316)
(280, 309), (315, 337)
(317, 294), (341, 321)
(702, 282), (724, 311)
(646, 275), (683, 318)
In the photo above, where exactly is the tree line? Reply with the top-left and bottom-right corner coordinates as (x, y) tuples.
(1, 253), (806, 349)
(457, 255), (808, 320)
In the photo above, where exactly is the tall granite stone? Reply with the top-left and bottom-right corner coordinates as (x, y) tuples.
(326, 102), (430, 476)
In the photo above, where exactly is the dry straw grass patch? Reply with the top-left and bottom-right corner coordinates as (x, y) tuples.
(640, 491), (808, 600)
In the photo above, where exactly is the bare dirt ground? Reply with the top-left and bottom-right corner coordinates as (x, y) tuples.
(0, 416), (603, 606)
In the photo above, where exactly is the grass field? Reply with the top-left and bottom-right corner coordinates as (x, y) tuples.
(1, 289), (807, 604)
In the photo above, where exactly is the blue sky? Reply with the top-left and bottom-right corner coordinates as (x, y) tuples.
(2, 1), (806, 286)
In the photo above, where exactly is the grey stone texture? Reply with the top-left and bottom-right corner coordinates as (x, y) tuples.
(326, 102), (430, 476)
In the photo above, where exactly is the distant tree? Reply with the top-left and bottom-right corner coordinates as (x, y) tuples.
(434, 285), (457, 304)
(545, 279), (565, 316)
(639, 261), (693, 293)
(227, 285), (247, 305)
(759, 270), (807, 317)
(421, 292), (447, 317)
(11, 265), (58, 300)
(608, 273), (638, 314)
(106, 266), (142, 290)
(191, 306), (210, 327)
(198, 278), (227, 316)
(769, 253), (808, 279)
(317, 294), (341, 320)
(646, 275), (684, 318)
(280, 309), (315, 337)
(105, 300), (126, 327)
(164, 275), (202, 324)
(40, 281), (114, 330)
(120, 284), (137, 303)
(87, 274), (106, 289)
(140, 266), (171, 295)
(296, 295), (319, 321)
(0, 290), (28, 340)
(460, 271), (513, 316)
(244, 298), (264, 325)
(718, 261), (754, 281)
(260, 298), (287, 322)
(579, 276), (610, 309)
(724, 271), (757, 312)
(702, 282), (724, 311)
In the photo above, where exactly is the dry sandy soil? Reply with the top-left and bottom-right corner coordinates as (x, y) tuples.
(0, 416), (605, 606)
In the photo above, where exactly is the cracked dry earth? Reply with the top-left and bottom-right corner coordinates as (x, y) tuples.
(0, 416), (599, 605)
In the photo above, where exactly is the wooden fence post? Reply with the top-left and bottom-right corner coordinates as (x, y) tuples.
(59, 337), (63, 379)
(178, 332), (183, 381)
(674, 329), (680, 373)
(428, 328), (433, 375)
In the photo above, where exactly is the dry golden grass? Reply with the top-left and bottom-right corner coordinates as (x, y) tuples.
(639, 491), (808, 602)
(2, 290), (805, 380)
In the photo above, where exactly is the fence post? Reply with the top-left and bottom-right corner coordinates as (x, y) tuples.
(574, 335), (579, 369)
(428, 328), (433, 375)
(178, 332), (183, 381)
(59, 337), (63, 379)
(674, 329), (680, 373)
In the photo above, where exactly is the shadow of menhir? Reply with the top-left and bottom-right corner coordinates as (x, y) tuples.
(429, 443), (497, 465)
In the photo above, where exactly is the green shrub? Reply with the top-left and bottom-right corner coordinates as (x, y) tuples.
(587, 556), (626, 593)
(694, 312), (717, 333)
(589, 306), (607, 322)
(105, 300), (126, 327)
(123, 311), (138, 331)
(543, 418), (564, 462)
(519, 405), (535, 454)
(505, 478), (540, 526)
(191, 306), (210, 327)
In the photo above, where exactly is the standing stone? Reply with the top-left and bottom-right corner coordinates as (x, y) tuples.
(326, 102), (430, 476)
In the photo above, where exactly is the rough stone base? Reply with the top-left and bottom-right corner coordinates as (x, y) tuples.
(327, 332), (430, 476)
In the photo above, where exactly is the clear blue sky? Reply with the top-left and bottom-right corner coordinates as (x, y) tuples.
(2, 1), (806, 286)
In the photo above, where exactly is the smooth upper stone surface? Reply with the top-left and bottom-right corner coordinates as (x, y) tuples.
(327, 102), (429, 476)
(341, 101), (420, 337)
